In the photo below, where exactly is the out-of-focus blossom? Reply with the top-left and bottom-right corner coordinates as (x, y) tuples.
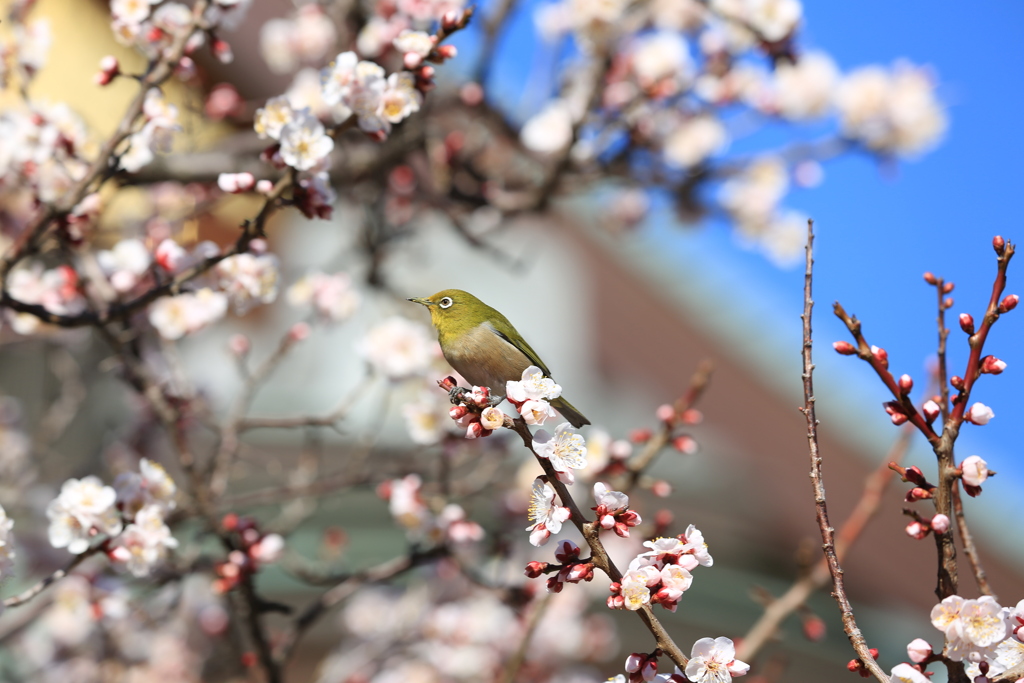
(287, 271), (361, 322)
(0, 503), (15, 581)
(114, 458), (178, 519)
(254, 95), (295, 140)
(836, 62), (946, 156)
(379, 72), (423, 125)
(521, 99), (575, 154)
(7, 263), (87, 331)
(630, 31), (693, 94)
(359, 317), (435, 379)
(47, 476), (123, 554)
(394, 29), (434, 58)
(721, 156), (789, 235)
(664, 114), (728, 168)
(526, 477), (571, 546)
(108, 504), (178, 577)
(279, 111), (334, 171)
(97, 238), (152, 293)
(402, 393), (449, 444)
(14, 18), (52, 74)
(148, 288), (229, 340)
(260, 5), (337, 74)
(216, 252), (280, 313)
(773, 52), (838, 119)
(685, 636), (750, 682)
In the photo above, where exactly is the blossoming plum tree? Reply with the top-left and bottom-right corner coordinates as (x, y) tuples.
(0, 0), (1016, 682)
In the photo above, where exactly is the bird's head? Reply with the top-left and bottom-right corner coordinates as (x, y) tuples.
(408, 289), (490, 336)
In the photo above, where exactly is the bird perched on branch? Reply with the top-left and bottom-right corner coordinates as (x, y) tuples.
(408, 289), (590, 428)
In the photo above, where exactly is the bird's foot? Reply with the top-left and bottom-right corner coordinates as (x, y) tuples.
(448, 386), (470, 405)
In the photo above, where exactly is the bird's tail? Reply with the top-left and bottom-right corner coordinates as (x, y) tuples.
(550, 396), (591, 428)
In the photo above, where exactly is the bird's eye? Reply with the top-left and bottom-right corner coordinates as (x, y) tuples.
(439, 297), (453, 309)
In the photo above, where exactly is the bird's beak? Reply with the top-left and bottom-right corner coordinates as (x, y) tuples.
(407, 297), (434, 307)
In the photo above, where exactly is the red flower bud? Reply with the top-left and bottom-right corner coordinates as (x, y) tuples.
(942, 282), (954, 294)
(903, 466), (930, 487)
(994, 235), (1006, 253)
(959, 313), (975, 334)
(630, 428), (653, 443)
(906, 487), (934, 502)
(449, 405), (468, 419)
(871, 345), (889, 369)
(883, 401), (908, 425)
(680, 408), (703, 425)
(546, 576), (564, 593)
(898, 374), (913, 393)
(438, 376), (458, 391)
(981, 356), (1007, 374)
(905, 521), (930, 540)
(222, 513), (240, 531)
(944, 297), (954, 309)
(999, 294), (1018, 313)
(524, 561), (548, 578)
(833, 340), (857, 355)
(656, 404), (675, 423)
(950, 375), (964, 390)
(923, 272), (937, 285)
(672, 435), (698, 454)
(802, 613), (827, 642)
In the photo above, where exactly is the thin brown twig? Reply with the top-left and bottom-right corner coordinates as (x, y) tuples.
(736, 427), (912, 662)
(501, 592), (554, 683)
(931, 276), (951, 423)
(801, 220), (888, 683)
(951, 484), (993, 597)
(2, 543), (105, 608)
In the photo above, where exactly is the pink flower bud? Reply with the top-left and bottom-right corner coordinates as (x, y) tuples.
(212, 38), (234, 64)
(524, 561), (548, 578)
(656, 403), (675, 423)
(465, 421), (484, 439)
(155, 239), (187, 272)
(950, 375), (964, 390)
(566, 562), (594, 582)
(902, 466), (929, 487)
(460, 81), (484, 106)
(613, 521), (630, 538)
(175, 55), (197, 80)
(999, 294), (1018, 313)
(906, 487), (934, 502)
(256, 179), (274, 194)
(833, 340), (857, 355)
(288, 322), (310, 342)
(600, 514), (615, 530)
(449, 405), (468, 420)
(441, 10), (461, 29)
(607, 594), (624, 609)
(625, 653), (644, 673)
(642, 659), (658, 681)
(923, 272), (937, 285)
(871, 345), (889, 369)
(942, 282), (954, 294)
(906, 638), (932, 663)
(228, 334), (250, 356)
(546, 576), (563, 593)
(930, 514), (950, 534)
(981, 356), (1007, 374)
(922, 400), (940, 422)
(905, 521), (929, 540)
(802, 613), (827, 642)
(883, 402), (908, 426)
(630, 428), (653, 443)
(403, 52), (423, 69)
(966, 402), (995, 425)
(898, 374), (913, 393)
(436, 44), (458, 60)
(680, 408), (702, 424)
(651, 480), (672, 497)
(959, 455), (989, 487)
(993, 235), (1006, 253)
(944, 297), (954, 309)
(959, 313), (975, 335)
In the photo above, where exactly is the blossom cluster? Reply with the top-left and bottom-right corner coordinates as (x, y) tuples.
(45, 459), (178, 577)
(286, 270), (361, 323)
(927, 595), (1024, 679)
(377, 474), (484, 545)
(506, 365), (563, 426)
(613, 636), (749, 683)
(110, 0), (250, 57)
(611, 525), (712, 613)
(525, 539), (596, 594)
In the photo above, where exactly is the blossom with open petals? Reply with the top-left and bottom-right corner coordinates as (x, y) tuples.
(685, 637), (749, 682)
(46, 476), (123, 554)
(526, 477), (571, 546)
(533, 423), (588, 475)
(279, 110), (334, 171)
(507, 365), (562, 403)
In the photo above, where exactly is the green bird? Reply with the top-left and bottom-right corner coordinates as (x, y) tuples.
(408, 289), (591, 428)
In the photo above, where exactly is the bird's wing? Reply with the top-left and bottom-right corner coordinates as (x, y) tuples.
(486, 320), (552, 376)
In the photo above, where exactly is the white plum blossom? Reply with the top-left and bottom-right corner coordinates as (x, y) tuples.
(378, 72), (423, 126)
(521, 99), (575, 154)
(890, 663), (930, 683)
(148, 288), (229, 340)
(519, 398), (557, 425)
(532, 423), (588, 479)
(960, 455), (989, 487)
(114, 458), (178, 519)
(358, 316), (435, 380)
(906, 638), (933, 663)
(287, 271), (361, 322)
(682, 524), (714, 567)
(685, 637), (750, 683)
(932, 595), (1010, 664)
(97, 238), (152, 293)
(47, 476), (123, 554)
(760, 211), (811, 268)
(507, 366), (562, 403)
(773, 52), (838, 120)
(279, 111), (334, 171)
(745, 0), (802, 42)
(402, 394), (449, 445)
(966, 402), (995, 425)
(721, 156), (789, 235)
(216, 252), (280, 313)
(836, 62), (946, 156)
(108, 504), (178, 577)
(0, 503), (14, 581)
(593, 482), (629, 513)
(111, 0), (155, 26)
(254, 95), (296, 140)
(526, 477), (571, 546)
(259, 5), (337, 74)
(630, 31), (693, 92)
(620, 571), (652, 611)
(393, 29), (434, 58)
(664, 114), (728, 168)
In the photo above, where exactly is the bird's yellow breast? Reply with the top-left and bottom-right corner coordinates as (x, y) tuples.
(441, 322), (531, 394)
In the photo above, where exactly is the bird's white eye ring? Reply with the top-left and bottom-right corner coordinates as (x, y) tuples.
(439, 297), (453, 309)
